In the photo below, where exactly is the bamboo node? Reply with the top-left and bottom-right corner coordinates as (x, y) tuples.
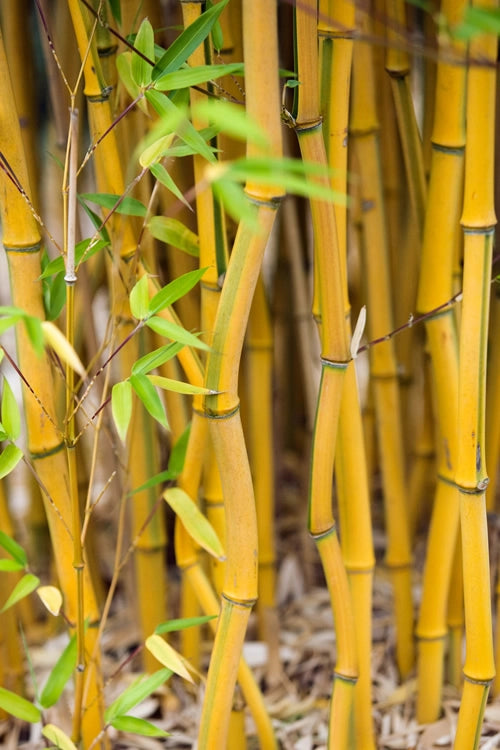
(320, 356), (348, 371)
(463, 674), (494, 687)
(333, 670), (358, 685)
(310, 523), (337, 541)
(221, 592), (257, 609)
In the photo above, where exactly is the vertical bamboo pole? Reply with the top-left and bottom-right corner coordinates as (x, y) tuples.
(454, 2), (497, 743)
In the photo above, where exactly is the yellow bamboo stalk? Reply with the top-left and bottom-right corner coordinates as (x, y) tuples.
(319, 1), (375, 745)
(0, 27), (106, 747)
(196, 0), (284, 741)
(351, 10), (414, 678)
(454, 2), (497, 743)
(414, 0), (466, 723)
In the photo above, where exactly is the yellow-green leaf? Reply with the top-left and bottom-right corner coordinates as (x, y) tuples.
(0, 444), (23, 480)
(42, 724), (78, 750)
(40, 635), (77, 708)
(163, 487), (225, 560)
(41, 321), (85, 378)
(145, 634), (194, 683)
(1, 378), (20, 440)
(147, 216), (199, 257)
(129, 275), (150, 320)
(111, 715), (169, 737)
(112, 380), (133, 443)
(148, 374), (213, 396)
(1, 573), (40, 613)
(0, 687), (41, 723)
(37, 585), (62, 616)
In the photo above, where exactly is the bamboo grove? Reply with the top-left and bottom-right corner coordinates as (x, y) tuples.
(0, 1), (498, 748)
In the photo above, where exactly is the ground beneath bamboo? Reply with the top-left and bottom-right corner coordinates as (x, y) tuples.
(4, 462), (500, 750)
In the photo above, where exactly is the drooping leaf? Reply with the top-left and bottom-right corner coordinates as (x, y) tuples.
(40, 634), (77, 708)
(212, 178), (259, 228)
(152, 0), (229, 79)
(146, 90), (216, 164)
(0, 444), (23, 481)
(112, 381), (133, 444)
(76, 200), (111, 244)
(140, 133), (176, 168)
(206, 0), (224, 51)
(105, 668), (173, 723)
(167, 422), (191, 476)
(117, 52), (149, 115)
(146, 317), (209, 351)
(147, 216), (199, 256)
(155, 614), (217, 635)
(40, 238), (108, 278)
(0, 559), (24, 572)
(129, 275), (150, 320)
(23, 315), (45, 357)
(148, 164), (191, 210)
(0, 530), (27, 566)
(0, 687), (41, 723)
(0, 315), (22, 336)
(131, 342), (184, 376)
(131, 18), (155, 87)
(42, 724), (78, 750)
(45, 272), (67, 321)
(37, 585), (63, 617)
(1, 573), (40, 613)
(1, 378), (21, 441)
(149, 375), (212, 396)
(110, 715), (169, 737)
(80, 193), (147, 218)
(107, 0), (121, 23)
(153, 62), (243, 92)
(163, 487), (225, 560)
(193, 98), (269, 148)
(148, 267), (207, 316)
(130, 374), (169, 429)
(145, 634), (193, 683)
(129, 469), (176, 496)
(41, 322), (86, 378)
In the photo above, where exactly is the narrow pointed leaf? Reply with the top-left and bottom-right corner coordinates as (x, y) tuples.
(350, 305), (366, 360)
(23, 315), (45, 357)
(147, 216), (199, 256)
(0, 687), (41, 723)
(168, 422), (190, 476)
(130, 374), (169, 429)
(145, 634), (193, 683)
(163, 487), (225, 560)
(155, 614), (217, 635)
(117, 52), (148, 114)
(0, 559), (24, 572)
(42, 725), (78, 750)
(112, 381), (133, 443)
(41, 321), (85, 378)
(40, 239), (108, 278)
(111, 715), (169, 737)
(1, 573), (40, 613)
(1, 378), (21, 440)
(0, 530), (27, 566)
(37, 585), (63, 617)
(148, 165), (191, 210)
(105, 668), (173, 723)
(152, 0), (229, 79)
(40, 635), (77, 708)
(131, 342), (184, 376)
(129, 469), (176, 495)
(131, 18), (155, 87)
(140, 133), (176, 168)
(146, 317), (208, 351)
(80, 193), (147, 217)
(145, 90), (216, 163)
(0, 444), (23, 480)
(153, 62), (243, 92)
(129, 275), (150, 320)
(0, 315), (21, 336)
(148, 267), (207, 316)
(193, 98), (269, 148)
(149, 375), (212, 395)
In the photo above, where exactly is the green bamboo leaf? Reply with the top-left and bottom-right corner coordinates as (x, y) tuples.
(0, 530), (27, 566)
(0, 426), (8, 441)
(129, 275), (150, 320)
(168, 422), (190, 476)
(110, 715), (169, 737)
(76, 200), (111, 243)
(163, 487), (225, 560)
(45, 272), (67, 321)
(40, 634), (77, 708)
(149, 375), (212, 395)
(107, 0), (121, 23)
(80, 193), (147, 218)
(145, 635), (193, 683)
(193, 98), (269, 148)
(148, 164), (191, 210)
(130, 374), (169, 429)
(40, 239), (108, 279)
(140, 133), (176, 168)
(131, 342), (185, 376)
(23, 315), (45, 357)
(0, 315), (22, 335)
(155, 614), (217, 635)
(145, 90), (216, 164)
(112, 381), (133, 444)
(1, 573), (40, 613)
(105, 668), (172, 723)
(117, 52), (149, 115)
(148, 267), (207, 316)
(152, 0), (229, 79)
(212, 178), (259, 228)
(0, 687), (41, 723)
(0, 559), (24, 572)
(42, 724), (78, 750)
(147, 216), (199, 257)
(146, 317), (209, 351)
(153, 62), (243, 92)
(206, 0), (224, 51)
(131, 18), (155, 87)
(129, 468), (176, 496)
(1, 378), (21, 440)
(0, 444), (23, 481)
